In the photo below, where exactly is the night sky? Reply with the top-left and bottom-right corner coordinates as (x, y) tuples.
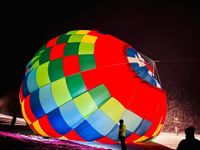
(1, 1), (200, 118)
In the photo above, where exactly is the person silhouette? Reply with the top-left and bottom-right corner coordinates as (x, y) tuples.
(177, 126), (200, 150)
(175, 126), (179, 136)
(118, 119), (127, 150)
(11, 114), (17, 127)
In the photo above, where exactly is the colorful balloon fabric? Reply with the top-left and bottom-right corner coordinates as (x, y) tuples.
(19, 30), (167, 143)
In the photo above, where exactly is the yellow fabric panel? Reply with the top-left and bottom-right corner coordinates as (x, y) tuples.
(100, 97), (125, 123)
(36, 62), (50, 88)
(31, 55), (40, 69)
(76, 30), (90, 34)
(81, 35), (97, 43)
(59, 136), (68, 140)
(152, 124), (163, 136)
(31, 55), (39, 63)
(74, 92), (97, 118)
(32, 60), (39, 69)
(134, 136), (148, 143)
(32, 120), (49, 137)
(21, 101), (31, 125)
(52, 77), (72, 107)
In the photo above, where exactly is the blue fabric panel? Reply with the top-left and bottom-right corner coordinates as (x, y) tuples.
(150, 79), (157, 87)
(130, 63), (140, 71)
(87, 110), (115, 136)
(106, 124), (119, 141)
(106, 125), (132, 141)
(39, 84), (58, 114)
(126, 47), (137, 57)
(30, 89), (45, 119)
(127, 47), (161, 89)
(136, 66), (146, 75)
(138, 67), (148, 79)
(26, 60), (32, 69)
(59, 101), (84, 129)
(135, 119), (152, 136)
(152, 75), (159, 87)
(22, 75), (29, 98)
(27, 68), (38, 93)
(131, 64), (148, 78)
(144, 74), (157, 87)
(126, 130), (132, 137)
(75, 120), (103, 141)
(25, 69), (31, 76)
(144, 74), (153, 83)
(48, 108), (71, 135)
(120, 109), (142, 132)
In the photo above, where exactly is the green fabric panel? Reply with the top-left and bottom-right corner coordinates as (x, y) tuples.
(89, 84), (111, 107)
(39, 47), (51, 65)
(34, 49), (45, 59)
(48, 58), (64, 82)
(32, 60), (39, 69)
(66, 30), (78, 35)
(31, 56), (40, 69)
(36, 62), (50, 88)
(66, 73), (86, 98)
(31, 56), (39, 64)
(74, 92), (98, 118)
(78, 43), (94, 54)
(52, 77), (72, 107)
(56, 34), (70, 44)
(64, 43), (80, 56)
(68, 34), (84, 43)
(27, 53), (40, 69)
(79, 55), (96, 71)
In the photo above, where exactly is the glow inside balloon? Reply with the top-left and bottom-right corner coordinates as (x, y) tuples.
(19, 30), (167, 143)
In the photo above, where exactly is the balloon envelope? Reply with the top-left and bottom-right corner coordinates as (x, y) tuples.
(19, 30), (167, 143)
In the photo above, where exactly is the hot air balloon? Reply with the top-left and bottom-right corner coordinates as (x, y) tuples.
(19, 30), (167, 143)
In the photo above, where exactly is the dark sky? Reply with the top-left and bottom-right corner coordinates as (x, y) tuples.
(1, 1), (200, 115)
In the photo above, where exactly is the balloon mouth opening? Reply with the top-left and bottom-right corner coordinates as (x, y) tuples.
(126, 47), (161, 89)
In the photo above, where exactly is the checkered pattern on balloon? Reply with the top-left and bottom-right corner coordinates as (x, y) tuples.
(19, 30), (167, 143)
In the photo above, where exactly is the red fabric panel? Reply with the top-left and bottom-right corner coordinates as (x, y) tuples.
(95, 136), (117, 144)
(24, 95), (37, 123)
(88, 30), (102, 36)
(82, 65), (141, 107)
(81, 32), (167, 142)
(38, 115), (62, 138)
(50, 43), (65, 60)
(46, 36), (59, 48)
(64, 130), (85, 141)
(19, 84), (24, 103)
(126, 133), (141, 143)
(94, 34), (128, 67)
(143, 91), (167, 138)
(145, 63), (153, 72)
(63, 55), (80, 76)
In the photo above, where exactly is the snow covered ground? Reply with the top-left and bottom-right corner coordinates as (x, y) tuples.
(153, 132), (200, 150)
(1, 114), (200, 150)
(74, 132), (200, 150)
(1, 129), (200, 150)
